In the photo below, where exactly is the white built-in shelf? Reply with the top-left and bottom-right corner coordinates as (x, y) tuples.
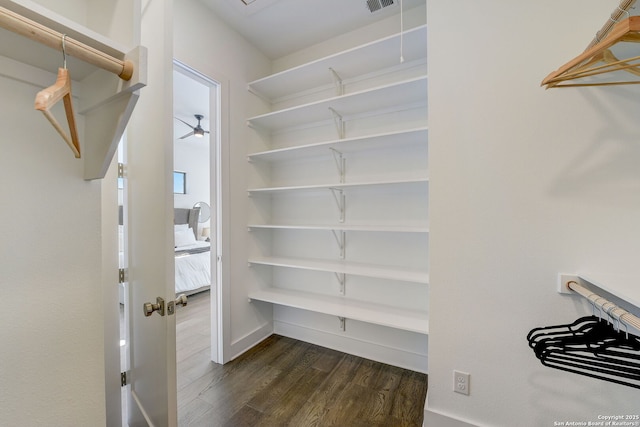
(0, 0), (131, 81)
(0, 1), (146, 181)
(247, 127), (428, 162)
(246, 19), (428, 342)
(248, 25), (427, 101)
(249, 288), (429, 334)
(248, 256), (429, 284)
(248, 224), (429, 233)
(246, 76), (427, 131)
(248, 177), (428, 194)
(578, 273), (640, 310)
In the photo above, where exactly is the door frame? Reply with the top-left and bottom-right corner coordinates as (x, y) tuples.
(173, 59), (225, 363)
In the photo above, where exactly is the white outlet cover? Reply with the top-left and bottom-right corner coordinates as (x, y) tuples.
(453, 370), (470, 396)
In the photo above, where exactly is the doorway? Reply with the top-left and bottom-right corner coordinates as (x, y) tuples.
(172, 60), (223, 366)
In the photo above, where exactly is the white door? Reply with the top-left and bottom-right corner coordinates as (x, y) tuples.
(124, 0), (177, 425)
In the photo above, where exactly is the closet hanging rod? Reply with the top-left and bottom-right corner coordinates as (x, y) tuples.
(0, 6), (133, 81)
(568, 280), (640, 333)
(586, 0), (637, 49)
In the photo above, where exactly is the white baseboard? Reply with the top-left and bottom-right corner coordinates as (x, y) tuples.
(274, 320), (428, 373)
(423, 393), (478, 427)
(228, 322), (273, 361)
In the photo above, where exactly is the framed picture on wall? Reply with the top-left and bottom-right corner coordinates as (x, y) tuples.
(173, 171), (186, 194)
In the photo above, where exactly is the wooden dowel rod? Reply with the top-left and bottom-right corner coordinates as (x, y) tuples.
(586, 0), (637, 49)
(568, 280), (640, 333)
(0, 5), (133, 80)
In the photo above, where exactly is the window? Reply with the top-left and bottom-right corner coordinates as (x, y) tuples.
(173, 171), (186, 194)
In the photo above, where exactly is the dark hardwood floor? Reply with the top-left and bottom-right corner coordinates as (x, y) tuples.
(177, 291), (428, 427)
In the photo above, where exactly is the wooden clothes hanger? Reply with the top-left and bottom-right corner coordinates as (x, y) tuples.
(34, 35), (80, 158)
(542, 16), (640, 88)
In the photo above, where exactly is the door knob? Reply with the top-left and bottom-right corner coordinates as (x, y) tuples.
(143, 297), (165, 317)
(175, 294), (188, 307)
(167, 294), (188, 315)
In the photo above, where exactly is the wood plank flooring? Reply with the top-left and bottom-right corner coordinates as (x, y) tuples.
(177, 291), (428, 427)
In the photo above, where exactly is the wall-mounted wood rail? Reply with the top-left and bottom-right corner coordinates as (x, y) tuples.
(0, 5), (133, 80)
(568, 279), (640, 332)
(587, 0), (637, 49)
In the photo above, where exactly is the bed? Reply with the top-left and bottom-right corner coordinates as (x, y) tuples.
(173, 207), (212, 296)
(119, 207), (212, 296)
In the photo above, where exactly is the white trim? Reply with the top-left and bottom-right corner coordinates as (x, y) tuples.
(229, 322), (273, 360)
(131, 390), (157, 427)
(274, 319), (427, 373)
(172, 59), (226, 364)
(423, 393), (478, 427)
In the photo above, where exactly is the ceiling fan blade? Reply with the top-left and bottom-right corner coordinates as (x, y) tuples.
(179, 131), (194, 139)
(175, 117), (195, 128)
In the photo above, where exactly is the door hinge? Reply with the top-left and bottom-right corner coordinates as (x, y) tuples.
(118, 162), (126, 179)
(121, 371), (128, 387)
(118, 268), (127, 284)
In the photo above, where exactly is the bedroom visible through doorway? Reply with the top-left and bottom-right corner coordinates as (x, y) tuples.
(172, 60), (223, 366)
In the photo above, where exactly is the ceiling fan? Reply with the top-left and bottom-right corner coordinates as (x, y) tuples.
(175, 114), (210, 140)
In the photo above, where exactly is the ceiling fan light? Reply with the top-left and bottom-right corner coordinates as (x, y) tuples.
(194, 128), (205, 137)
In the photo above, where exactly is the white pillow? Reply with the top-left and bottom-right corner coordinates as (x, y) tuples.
(175, 229), (196, 247)
(174, 224), (189, 231)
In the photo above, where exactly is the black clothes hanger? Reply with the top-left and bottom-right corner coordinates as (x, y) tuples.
(527, 311), (640, 390)
(527, 316), (600, 349)
(528, 316), (607, 355)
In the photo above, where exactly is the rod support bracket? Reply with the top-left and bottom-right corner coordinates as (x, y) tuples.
(558, 273), (580, 295)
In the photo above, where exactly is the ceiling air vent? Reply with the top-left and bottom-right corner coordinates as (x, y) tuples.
(366, 0), (395, 13)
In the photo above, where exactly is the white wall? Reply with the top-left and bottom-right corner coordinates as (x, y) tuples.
(0, 73), (106, 425)
(174, 142), (209, 204)
(428, 1), (640, 426)
(0, 1), (139, 424)
(174, 141), (210, 237)
(173, 0), (273, 361)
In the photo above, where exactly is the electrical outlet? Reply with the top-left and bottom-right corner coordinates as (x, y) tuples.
(453, 370), (470, 396)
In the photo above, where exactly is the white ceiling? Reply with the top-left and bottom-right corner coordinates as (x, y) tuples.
(198, 0), (424, 60)
(173, 69), (210, 144)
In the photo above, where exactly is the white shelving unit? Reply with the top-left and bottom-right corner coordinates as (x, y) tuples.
(248, 288), (429, 334)
(246, 23), (428, 370)
(248, 256), (429, 284)
(248, 25), (427, 100)
(247, 76), (427, 131)
(248, 224), (429, 233)
(248, 126), (428, 161)
(248, 177), (428, 194)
